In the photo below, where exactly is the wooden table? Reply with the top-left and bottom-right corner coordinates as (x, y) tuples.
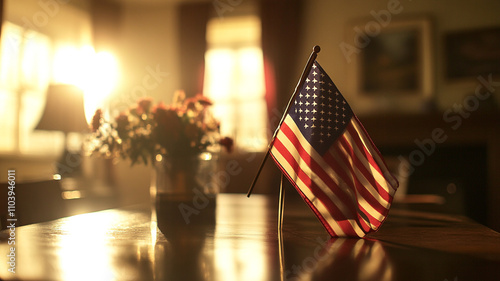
(1, 193), (500, 281)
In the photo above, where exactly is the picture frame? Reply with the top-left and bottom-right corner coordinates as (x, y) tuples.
(445, 27), (500, 81)
(345, 17), (433, 114)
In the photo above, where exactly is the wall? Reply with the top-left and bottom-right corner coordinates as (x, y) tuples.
(297, 0), (500, 114)
(113, 2), (181, 112)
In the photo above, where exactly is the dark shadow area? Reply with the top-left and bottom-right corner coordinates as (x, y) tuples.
(380, 145), (488, 224)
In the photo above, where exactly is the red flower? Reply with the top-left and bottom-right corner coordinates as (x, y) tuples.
(115, 113), (129, 138)
(195, 94), (213, 106)
(153, 104), (183, 151)
(184, 94), (213, 111)
(91, 109), (102, 132)
(137, 97), (153, 115)
(219, 137), (234, 153)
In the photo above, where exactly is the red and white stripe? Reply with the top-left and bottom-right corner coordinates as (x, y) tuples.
(270, 115), (398, 237)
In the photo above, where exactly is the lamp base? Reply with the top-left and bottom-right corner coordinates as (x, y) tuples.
(54, 149), (83, 179)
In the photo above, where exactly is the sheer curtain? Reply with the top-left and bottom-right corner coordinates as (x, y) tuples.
(0, 22), (55, 155)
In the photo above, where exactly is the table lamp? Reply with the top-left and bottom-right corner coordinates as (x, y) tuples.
(35, 84), (89, 178)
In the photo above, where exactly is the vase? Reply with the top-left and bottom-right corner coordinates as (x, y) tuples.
(150, 151), (218, 279)
(151, 150), (219, 239)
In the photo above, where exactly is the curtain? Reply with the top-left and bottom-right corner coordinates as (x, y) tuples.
(0, 0), (3, 38)
(260, 0), (304, 123)
(178, 2), (211, 97)
(91, 0), (122, 53)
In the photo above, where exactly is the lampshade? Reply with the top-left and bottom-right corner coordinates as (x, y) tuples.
(35, 84), (89, 133)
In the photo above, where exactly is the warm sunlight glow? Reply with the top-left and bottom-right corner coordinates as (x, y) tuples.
(204, 47), (268, 151)
(57, 211), (119, 281)
(83, 50), (119, 122)
(21, 30), (51, 89)
(52, 45), (81, 86)
(237, 47), (265, 99)
(0, 22), (22, 88)
(52, 45), (119, 122)
(204, 15), (268, 152)
(204, 49), (233, 100)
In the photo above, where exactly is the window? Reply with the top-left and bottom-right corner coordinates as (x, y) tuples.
(204, 16), (268, 152)
(0, 22), (63, 155)
(0, 20), (117, 156)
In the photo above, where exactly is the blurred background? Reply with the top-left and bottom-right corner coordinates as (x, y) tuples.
(0, 0), (499, 230)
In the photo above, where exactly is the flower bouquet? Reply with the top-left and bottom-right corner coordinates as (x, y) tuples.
(87, 91), (233, 165)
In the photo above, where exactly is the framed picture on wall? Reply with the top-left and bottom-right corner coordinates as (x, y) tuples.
(445, 27), (500, 80)
(345, 17), (433, 114)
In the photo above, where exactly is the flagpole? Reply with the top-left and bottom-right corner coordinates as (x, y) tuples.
(278, 181), (285, 281)
(246, 45), (321, 197)
(278, 173), (286, 281)
(278, 173), (285, 230)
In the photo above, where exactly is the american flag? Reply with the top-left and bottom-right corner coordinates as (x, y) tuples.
(270, 61), (399, 237)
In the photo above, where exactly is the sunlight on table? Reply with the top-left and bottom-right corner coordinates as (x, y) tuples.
(213, 196), (270, 281)
(56, 211), (117, 281)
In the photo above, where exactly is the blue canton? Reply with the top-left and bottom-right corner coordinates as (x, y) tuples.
(288, 61), (354, 155)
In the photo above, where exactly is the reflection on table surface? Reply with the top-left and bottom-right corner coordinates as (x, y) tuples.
(1, 193), (500, 281)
